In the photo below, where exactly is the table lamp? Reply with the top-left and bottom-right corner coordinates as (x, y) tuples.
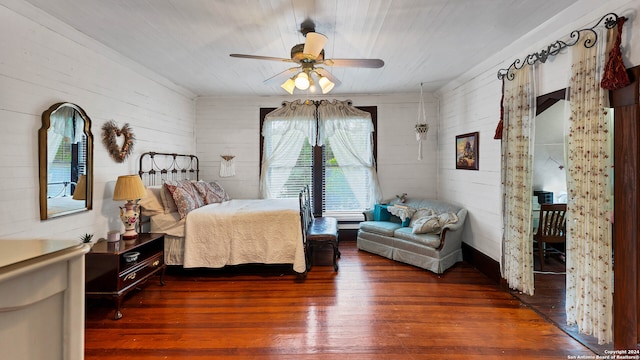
(113, 175), (147, 240)
(72, 174), (86, 200)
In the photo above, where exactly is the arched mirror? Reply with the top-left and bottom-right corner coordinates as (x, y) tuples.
(39, 102), (93, 220)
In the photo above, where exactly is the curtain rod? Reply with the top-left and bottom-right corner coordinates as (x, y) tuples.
(497, 12), (621, 81)
(280, 99), (354, 107)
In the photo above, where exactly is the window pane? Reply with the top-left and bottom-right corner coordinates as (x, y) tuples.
(322, 140), (373, 213)
(278, 139), (312, 198)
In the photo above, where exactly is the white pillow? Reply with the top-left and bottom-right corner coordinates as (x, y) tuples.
(138, 186), (164, 216)
(161, 181), (179, 214)
(438, 212), (459, 227)
(409, 208), (434, 227)
(412, 215), (441, 234)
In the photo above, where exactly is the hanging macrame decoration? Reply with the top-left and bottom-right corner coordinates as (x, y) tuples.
(220, 154), (236, 177)
(415, 83), (430, 160)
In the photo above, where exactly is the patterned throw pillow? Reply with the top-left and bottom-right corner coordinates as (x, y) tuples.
(170, 180), (205, 219)
(205, 181), (230, 201)
(194, 181), (223, 204)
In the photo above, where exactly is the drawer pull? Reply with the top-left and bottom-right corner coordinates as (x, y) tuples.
(152, 260), (160, 267)
(124, 272), (136, 281)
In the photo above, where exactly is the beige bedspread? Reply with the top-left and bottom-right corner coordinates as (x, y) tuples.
(183, 199), (305, 273)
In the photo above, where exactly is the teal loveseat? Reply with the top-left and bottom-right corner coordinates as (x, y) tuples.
(357, 198), (467, 274)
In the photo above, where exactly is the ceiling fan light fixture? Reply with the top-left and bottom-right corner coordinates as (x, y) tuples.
(318, 75), (335, 94)
(294, 72), (310, 90)
(281, 78), (296, 94)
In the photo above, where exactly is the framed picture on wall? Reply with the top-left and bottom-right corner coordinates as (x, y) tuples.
(456, 132), (479, 170)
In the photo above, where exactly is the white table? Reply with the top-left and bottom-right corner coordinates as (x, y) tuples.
(0, 239), (90, 360)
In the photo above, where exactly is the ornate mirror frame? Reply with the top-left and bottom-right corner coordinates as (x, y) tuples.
(39, 102), (94, 220)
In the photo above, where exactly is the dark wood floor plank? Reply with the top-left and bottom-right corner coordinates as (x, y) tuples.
(512, 255), (613, 355)
(85, 241), (594, 359)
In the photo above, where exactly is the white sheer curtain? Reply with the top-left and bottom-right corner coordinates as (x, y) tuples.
(259, 100), (316, 199)
(565, 28), (613, 344)
(501, 64), (536, 296)
(317, 100), (383, 209)
(47, 107), (83, 185)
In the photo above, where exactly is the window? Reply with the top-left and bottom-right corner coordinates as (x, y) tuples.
(48, 133), (87, 198)
(260, 103), (377, 220)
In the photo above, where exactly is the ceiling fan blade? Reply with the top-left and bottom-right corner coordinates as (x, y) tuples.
(230, 54), (294, 63)
(303, 32), (328, 59)
(314, 68), (341, 86)
(322, 58), (384, 68)
(263, 67), (299, 85)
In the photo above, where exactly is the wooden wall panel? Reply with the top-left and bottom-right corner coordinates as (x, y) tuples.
(612, 65), (640, 349)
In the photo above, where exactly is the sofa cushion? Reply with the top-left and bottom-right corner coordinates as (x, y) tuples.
(393, 227), (442, 249)
(359, 221), (403, 237)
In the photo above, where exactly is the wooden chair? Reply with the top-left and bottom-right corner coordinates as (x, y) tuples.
(299, 186), (340, 271)
(533, 203), (567, 271)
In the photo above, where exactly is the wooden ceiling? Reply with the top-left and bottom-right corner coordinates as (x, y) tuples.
(18, 0), (579, 97)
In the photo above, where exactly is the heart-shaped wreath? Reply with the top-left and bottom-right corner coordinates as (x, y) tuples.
(102, 120), (135, 163)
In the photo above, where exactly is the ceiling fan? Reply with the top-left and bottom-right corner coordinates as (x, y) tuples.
(230, 21), (384, 94)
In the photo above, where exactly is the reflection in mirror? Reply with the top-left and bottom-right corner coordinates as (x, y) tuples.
(533, 98), (569, 205)
(39, 102), (93, 220)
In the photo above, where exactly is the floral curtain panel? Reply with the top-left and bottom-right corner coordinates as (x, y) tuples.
(500, 64), (536, 296)
(565, 28), (614, 345)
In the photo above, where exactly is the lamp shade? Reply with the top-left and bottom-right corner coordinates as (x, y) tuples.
(318, 76), (335, 94)
(294, 72), (310, 90)
(72, 174), (87, 200)
(113, 175), (146, 201)
(281, 78), (295, 94)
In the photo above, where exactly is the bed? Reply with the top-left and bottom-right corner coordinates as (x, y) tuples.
(137, 152), (306, 273)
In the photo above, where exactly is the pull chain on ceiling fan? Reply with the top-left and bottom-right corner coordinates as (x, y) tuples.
(230, 21), (384, 94)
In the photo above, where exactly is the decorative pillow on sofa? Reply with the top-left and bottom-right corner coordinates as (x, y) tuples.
(411, 211), (459, 234)
(138, 186), (164, 216)
(167, 179), (205, 219)
(412, 215), (441, 234)
(409, 208), (434, 227)
(438, 212), (459, 227)
(387, 205), (414, 226)
(373, 204), (391, 221)
(438, 212), (458, 226)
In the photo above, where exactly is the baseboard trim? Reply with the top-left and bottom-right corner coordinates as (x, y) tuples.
(461, 243), (501, 284)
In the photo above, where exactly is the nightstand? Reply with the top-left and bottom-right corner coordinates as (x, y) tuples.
(85, 233), (166, 319)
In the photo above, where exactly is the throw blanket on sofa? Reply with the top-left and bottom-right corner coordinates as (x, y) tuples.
(183, 199), (306, 273)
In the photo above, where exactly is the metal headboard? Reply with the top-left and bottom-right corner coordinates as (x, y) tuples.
(138, 151), (199, 186)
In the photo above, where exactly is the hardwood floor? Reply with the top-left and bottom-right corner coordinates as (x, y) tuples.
(511, 254), (613, 355)
(85, 241), (594, 359)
